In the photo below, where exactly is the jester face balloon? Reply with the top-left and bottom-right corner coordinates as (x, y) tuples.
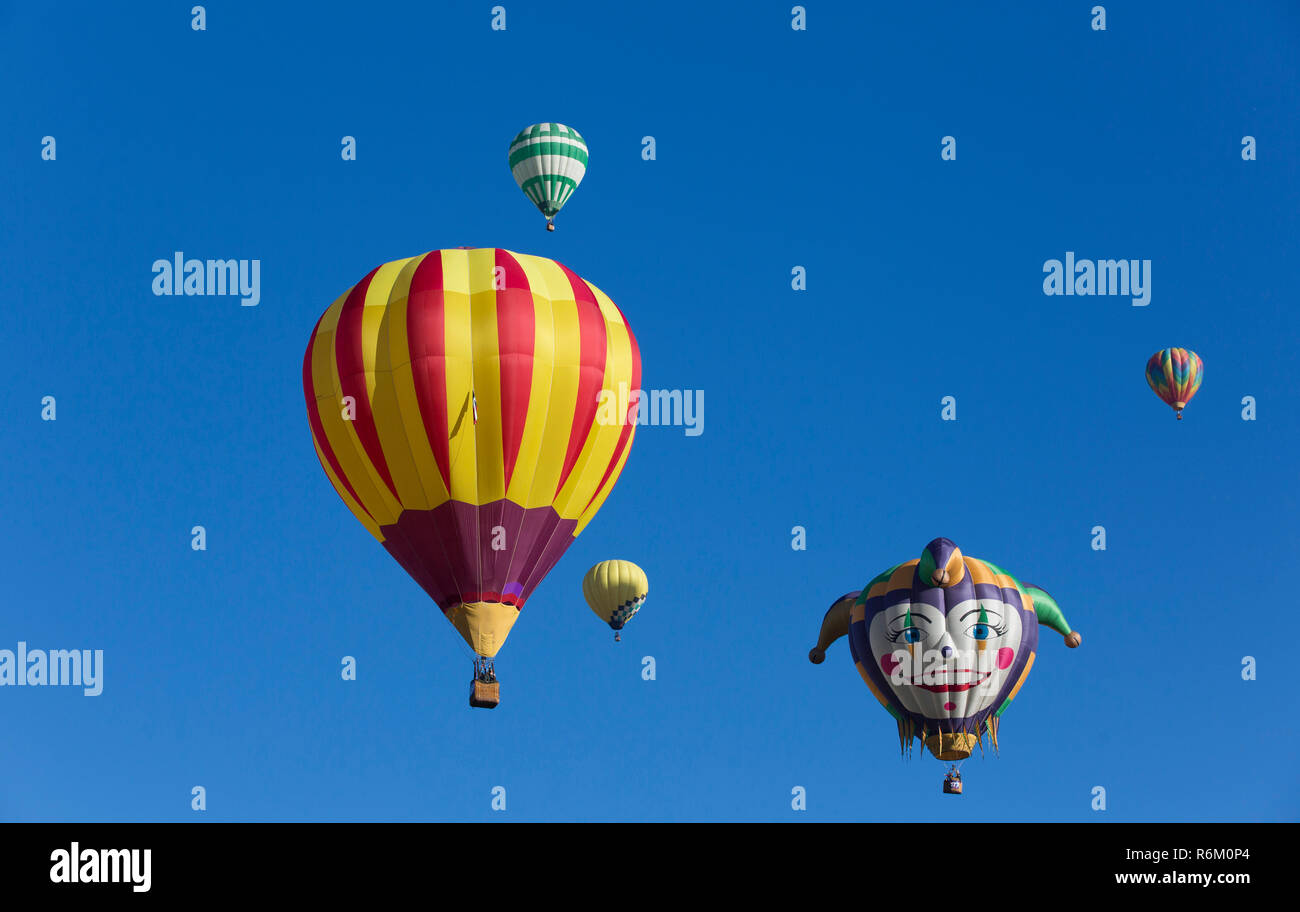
(304, 248), (640, 661)
(863, 575), (1026, 731)
(812, 538), (1080, 761)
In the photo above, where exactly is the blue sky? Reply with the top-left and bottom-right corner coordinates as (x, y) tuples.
(2, 1), (1297, 821)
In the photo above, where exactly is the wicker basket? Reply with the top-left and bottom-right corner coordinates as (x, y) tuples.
(470, 680), (500, 709)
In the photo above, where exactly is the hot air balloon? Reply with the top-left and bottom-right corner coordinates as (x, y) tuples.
(509, 123), (588, 231)
(583, 560), (648, 642)
(1146, 347), (1202, 419)
(304, 248), (641, 708)
(810, 538), (1080, 792)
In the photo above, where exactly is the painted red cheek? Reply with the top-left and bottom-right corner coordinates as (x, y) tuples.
(943, 701), (956, 711)
(881, 654), (901, 676)
(996, 647), (1015, 670)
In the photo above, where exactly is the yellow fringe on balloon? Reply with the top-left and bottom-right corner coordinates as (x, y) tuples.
(897, 717), (1002, 760)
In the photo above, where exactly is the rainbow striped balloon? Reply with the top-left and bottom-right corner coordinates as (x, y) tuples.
(1146, 347), (1203, 419)
(304, 248), (640, 660)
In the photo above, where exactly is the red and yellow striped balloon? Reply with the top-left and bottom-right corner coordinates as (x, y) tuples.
(303, 248), (640, 658)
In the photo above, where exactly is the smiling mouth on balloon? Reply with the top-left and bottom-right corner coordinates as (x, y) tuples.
(910, 670), (993, 693)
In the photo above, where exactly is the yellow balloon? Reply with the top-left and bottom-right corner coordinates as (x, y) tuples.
(583, 560), (648, 635)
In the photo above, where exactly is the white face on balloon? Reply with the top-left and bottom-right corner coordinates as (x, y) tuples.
(867, 598), (1024, 720)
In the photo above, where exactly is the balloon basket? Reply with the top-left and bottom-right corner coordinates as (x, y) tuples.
(470, 679), (500, 709)
(943, 778), (963, 795)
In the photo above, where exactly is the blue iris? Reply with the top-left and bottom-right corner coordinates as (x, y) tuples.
(901, 627), (923, 643)
(970, 624), (992, 640)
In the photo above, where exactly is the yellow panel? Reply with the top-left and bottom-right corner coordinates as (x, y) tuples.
(505, 255), (561, 505)
(313, 437), (383, 541)
(387, 292), (454, 508)
(573, 424), (635, 535)
(440, 248), (472, 297)
(470, 256), (505, 504)
(966, 558), (996, 585)
(445, 600), (520, 658)
(854, 660), (895, 709)
(310, 291), (403, 525)
(570, 284), (638, 528)
(942, 548), (966, 586)
(1004, 651), (1036, 702)
(387, 362), (451, 510)
(886, 560), (919, 593)
(441, 251), (479, 506)
(967, 557), (1016, 592)
(586, 280), (621, 325)
(553, 299), (633, 518)
(522, 262), (581, 510)
(360, 258), (411, 398)
(369, 254), (446, 511)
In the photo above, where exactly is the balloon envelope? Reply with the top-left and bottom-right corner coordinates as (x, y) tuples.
(846, 538), (1077, 760)
(509, 123), (588, 226)
(304, 248), (640, 658)
(1146, 347), (1203, 417)
(583, 559), (648, 630)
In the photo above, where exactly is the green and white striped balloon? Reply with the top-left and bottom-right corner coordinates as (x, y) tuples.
(508, 123), (588, 229)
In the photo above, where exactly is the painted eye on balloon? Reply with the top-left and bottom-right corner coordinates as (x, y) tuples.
(965, 620), (1008, 640)
(887, 626), (925, 644)
(958, 605), (1008, 641)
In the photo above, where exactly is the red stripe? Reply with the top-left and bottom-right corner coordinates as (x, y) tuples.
(406, 253), (452, 492)
(334, 268), (400, 501)
(581, 304), (641, 514)
(302, 315), (375, 522)
(494, 250), (534, 487)
(555, 263), (607, 496)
